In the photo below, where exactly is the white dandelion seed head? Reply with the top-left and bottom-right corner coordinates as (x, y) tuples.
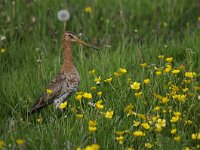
(57, 9), (70, 22)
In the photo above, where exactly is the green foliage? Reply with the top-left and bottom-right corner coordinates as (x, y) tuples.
(0, 0), (199, 149)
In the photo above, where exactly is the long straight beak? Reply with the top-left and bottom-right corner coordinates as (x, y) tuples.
(77, 39), (100, 51)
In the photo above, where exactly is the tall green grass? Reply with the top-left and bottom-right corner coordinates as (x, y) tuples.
(0, 0), (199, 149)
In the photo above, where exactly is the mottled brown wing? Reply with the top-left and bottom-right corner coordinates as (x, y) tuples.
(29, 73), (66, 114)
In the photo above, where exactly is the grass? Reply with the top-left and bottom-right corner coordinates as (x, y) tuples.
(0, 0), (200, 149)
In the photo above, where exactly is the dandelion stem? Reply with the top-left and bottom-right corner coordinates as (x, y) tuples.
(63, 22), (67, 31)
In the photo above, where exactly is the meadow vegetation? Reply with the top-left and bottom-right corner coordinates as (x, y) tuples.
(0, 0), (200, 149)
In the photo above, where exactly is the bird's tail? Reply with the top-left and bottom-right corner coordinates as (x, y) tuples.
(29, 96), (49, 114)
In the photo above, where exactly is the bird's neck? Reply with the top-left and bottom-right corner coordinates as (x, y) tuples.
(61, 40), (74, 72)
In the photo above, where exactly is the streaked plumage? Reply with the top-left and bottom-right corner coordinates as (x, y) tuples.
(30, 32), (98, 114)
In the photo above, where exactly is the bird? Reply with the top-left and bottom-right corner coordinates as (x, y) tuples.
(29, 32), (99, 114)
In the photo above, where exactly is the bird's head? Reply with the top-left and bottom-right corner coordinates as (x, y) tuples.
(63, 32), (100, 51)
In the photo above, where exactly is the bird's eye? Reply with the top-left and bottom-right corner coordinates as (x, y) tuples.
(68, 34), (74, 39)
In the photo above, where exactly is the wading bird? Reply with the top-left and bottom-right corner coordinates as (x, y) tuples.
(30, 32), (99, 114)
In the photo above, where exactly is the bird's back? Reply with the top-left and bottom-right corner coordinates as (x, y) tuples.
(30, 67), (80, 114)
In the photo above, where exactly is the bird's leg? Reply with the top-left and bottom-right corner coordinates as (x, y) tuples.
(53, 93), (69, 109)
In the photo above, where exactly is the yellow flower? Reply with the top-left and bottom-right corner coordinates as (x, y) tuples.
(184, 147), (191, 150)
(174, 136), (181, 141)
(164, 67), (171, 73)
(191, 133), (200, 140)
(89, 69), (96, 74)
(156, 119), (166, 128)
(144, 79), (150, 84)
(16, 139), (25, 145)
(114, 72), (121, 77)
(153, 106), (161, 111)
(75, 94), (82, 101)
(165, 57), (173, 63)
(178, 65), (185, 70)
(94, 77), (101, 84)
(173, 94), (186, 102)
(172, 70), (180, 74)
(115, 131), (125, 135)
(130, 82), (141, 90)
(133, 121), (141, 127)
(185, 72), (197, 78)
(156, 71), (162, 76)
(194, 86), (200, 90)
(59, 101), (67, 109)
(91, 86), (97, 91)
(161, 97), (169, 103)
(105, 111), (114, 119)
(83, 93), (92, 99)
(104, 77), (112, 83)
(46, 89), (53, 95)
(158, 55), (164, 59)
(141, 123), (150, 129)
(85, 144), (100, 150)
(155, 126), (162, 132)
(137, 113), (146, 119)
(171, 129), (177, 134)
(183, 79), (191, 84)
(88, 120), (97, 132)
(162, 109), (167, 113)
(88, 126), (97, 132)
(88, 120), (97, 126)
(1, 48), (5, 53)
(95, 100), (104, 109)
(174, 112), (181, 117)
(36, 118), (42, 123)
(76, 114), (84, 118)
(84, 7), (92, 13)
(127, 147), (134, 150)
(133, 131), (145, 137)
(119, 68), (127, 74)
(115, 136), (124, 141)
(0, 140), (5, 149)
(76, 91), (84, 95)
(182, 88), (189, 92)
(145, 143), (153, 149)
(198, 17), (200, 21)
(135, 92), (142, 97)
(97, 91), (102, 96)
(170, 116), (179, 123)
(124, 104), (135, 116)
(140, 63), (147, 67)
(185, 120), (193, 125)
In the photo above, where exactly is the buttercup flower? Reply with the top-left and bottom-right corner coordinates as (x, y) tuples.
(16, 139), (25, 145)
(85, 144), (100, 150)
(144, 79), (150, 84)
(94, 77), (101, 84)
(84, 7), (92, 13)
(191, 133), (200, 140)
(145, 143), (153, 148)
(165, 57), (173, 63)
(130, 82), (141, 90)
(105, 111), (114, 119)
(83, 93), (92, 99)
(140, 63), (148, 67)
(133, 131), (145, 137)
(1, 48), (5, 53)
(119, 68), (127, 74)
(46, 89), (53, 95)
(104, 77), (112, 83)
(59, 101), (67, 109)
(141, 123), (150, 129)
(95, 100), (104, 109)
(0, 140), (5, 149)
(185, 72), (197, 78)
